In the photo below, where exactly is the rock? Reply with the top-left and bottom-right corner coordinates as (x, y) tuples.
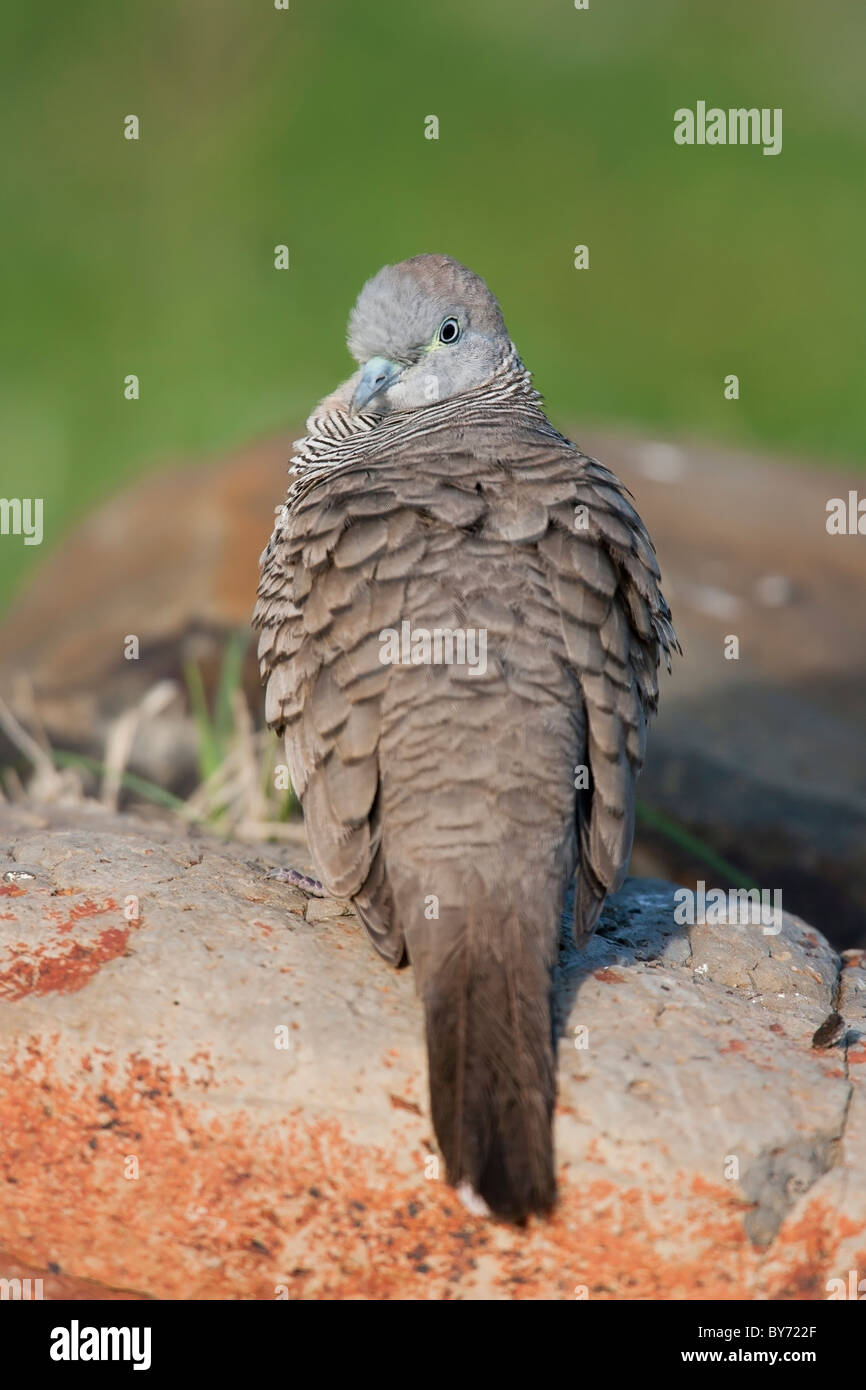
(0, 435), (294, 794)
(585, 431), (866, 950)
(0, 804), (862, 1300)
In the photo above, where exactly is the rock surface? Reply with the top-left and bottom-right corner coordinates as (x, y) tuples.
(0, 803), (863, 1300)
(589, 431), (866, 950)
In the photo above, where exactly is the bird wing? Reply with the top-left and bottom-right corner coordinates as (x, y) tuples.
(529, 444), (679, 944)
(253, 467), (418, 963)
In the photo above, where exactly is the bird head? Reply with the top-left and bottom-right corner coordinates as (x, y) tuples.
(341, 255), (515, 416)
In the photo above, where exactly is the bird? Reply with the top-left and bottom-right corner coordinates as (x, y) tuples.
(253, 254), (678, 1221)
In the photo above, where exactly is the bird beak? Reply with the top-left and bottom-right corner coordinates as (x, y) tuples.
(352, 356), (402, 413)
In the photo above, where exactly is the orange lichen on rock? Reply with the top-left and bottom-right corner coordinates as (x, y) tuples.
(0, 898), (127, 1000)
(0, 1039), (858, 1301)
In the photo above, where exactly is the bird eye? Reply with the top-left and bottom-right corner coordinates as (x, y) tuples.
(438, 316), (461, 345)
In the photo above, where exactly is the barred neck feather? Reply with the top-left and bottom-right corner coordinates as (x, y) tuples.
(285, 348), (542, 507)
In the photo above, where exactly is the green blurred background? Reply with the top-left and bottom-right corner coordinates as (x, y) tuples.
(2, 0), (864, 613)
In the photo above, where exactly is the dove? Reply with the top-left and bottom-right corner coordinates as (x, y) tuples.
(254, 254), (677, 1220)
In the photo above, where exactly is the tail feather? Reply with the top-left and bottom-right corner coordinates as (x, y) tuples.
(417, 903), (557, 1223)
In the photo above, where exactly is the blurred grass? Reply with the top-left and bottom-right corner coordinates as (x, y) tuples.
(1, 0), (865, 613)
(184, 630), (248, 786)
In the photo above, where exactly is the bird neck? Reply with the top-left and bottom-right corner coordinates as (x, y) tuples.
(288, 347), (545, 491)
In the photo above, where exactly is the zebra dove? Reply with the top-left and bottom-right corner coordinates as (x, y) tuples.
(254, 255), (677, 1221)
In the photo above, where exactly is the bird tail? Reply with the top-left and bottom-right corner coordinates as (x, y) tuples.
(415, 893), (558, 1223)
